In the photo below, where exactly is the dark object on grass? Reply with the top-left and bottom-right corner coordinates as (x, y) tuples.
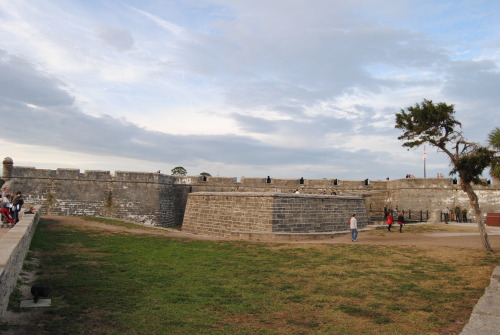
(31, 285), (52, 303)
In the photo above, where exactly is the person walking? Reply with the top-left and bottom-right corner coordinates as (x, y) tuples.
(397, 210), (405, 233)
(350, 214), (358, 242)
(386, 212), (393, 232)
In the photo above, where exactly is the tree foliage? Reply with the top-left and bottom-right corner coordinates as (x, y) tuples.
(171, 166), (187, 176)
(395, 99), (495, 183)
(451, 146), (495, 184)
(396, 99), (495, 251)
(200, 172), (212, 177)
(395, 99), (462, 149)
(488, 127), (500, 180)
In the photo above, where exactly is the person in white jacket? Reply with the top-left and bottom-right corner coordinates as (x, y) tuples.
(350, 214), (358, 242)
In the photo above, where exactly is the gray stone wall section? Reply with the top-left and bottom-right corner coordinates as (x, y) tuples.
(6, 167), (177, 227)
(271, 194), (367, 233)
(182, 192), (368, 237)
(174, 176), (499, 224)
(182, 192), (275, 236)
(0, 206), (41, 319)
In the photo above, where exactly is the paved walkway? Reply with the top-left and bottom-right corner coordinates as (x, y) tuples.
(460, 266), (500, 334)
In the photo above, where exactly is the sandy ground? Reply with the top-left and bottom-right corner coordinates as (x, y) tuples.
(2, 215), (500, 248)
(2, 215), (500, 334)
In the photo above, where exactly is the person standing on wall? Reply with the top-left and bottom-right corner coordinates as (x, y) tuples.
(12, 191), (24, 223)
(397, 210), (405, 233)
(350, 214), (358, 242)
(386, 211), (393, 232)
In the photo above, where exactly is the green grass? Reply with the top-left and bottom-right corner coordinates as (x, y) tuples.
(9, 217), (500, 334)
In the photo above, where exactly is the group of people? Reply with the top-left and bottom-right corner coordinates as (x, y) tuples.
(385, 210), (405, 233)
(317, 190), (337, 195)
(382, 206), (405, 233)
(349, 203), (471, 242)
(348, 208), (405, 242)
(291, 189), (338, 195)
(1, 187), (24, 224)
(443, 206), (468, 224)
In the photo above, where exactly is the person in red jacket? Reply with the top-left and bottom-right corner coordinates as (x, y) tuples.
(386, 212), (393, 231)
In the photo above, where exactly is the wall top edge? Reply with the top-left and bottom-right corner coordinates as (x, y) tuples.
(188, 192), (363, 199)
(6, 165), (497, 188)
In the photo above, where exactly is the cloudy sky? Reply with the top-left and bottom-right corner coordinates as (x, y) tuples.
(0, 0), (499, 180)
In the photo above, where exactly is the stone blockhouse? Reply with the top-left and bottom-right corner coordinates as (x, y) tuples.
(2, 158), (499, 232)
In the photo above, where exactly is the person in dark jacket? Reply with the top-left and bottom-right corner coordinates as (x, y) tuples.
(397, 211), (405, 233)
(12, 191), (24, 223)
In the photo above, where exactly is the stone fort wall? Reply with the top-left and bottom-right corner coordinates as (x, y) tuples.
(182, 192), (368, 237)
(2, 159), (176, 226)
(2, 158), (499, 228)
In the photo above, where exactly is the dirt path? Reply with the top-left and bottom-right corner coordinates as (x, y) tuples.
(3, 215), (500, 249)
(42, 215), (500, 249)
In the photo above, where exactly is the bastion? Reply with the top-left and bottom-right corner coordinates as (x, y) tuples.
(182, 192), (368, 237)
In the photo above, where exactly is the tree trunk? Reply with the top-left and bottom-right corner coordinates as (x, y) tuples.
(460, 179), (493, 252)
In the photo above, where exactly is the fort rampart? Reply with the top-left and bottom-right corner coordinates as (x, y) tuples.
(182, 192), (368, 237)
(2, 158), (499, 230)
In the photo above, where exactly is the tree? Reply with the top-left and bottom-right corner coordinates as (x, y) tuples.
(171, 166), (187, 176)
(488, 127), (500, 180)
(200, 172), (212, 177)
(395, 99), (495, 252)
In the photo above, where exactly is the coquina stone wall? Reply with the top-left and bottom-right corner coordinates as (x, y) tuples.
(2, 158), (499, 228)
(182, 192), (369, 237)
(0, 206), (41, 319)
(3, 159), (176, 226)
(385, 178), (500, 218)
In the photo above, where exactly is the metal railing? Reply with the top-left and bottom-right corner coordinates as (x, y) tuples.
(369, 210), (430, 223)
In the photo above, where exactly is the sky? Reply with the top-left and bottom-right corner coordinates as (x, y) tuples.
(0, 0), (499, 181)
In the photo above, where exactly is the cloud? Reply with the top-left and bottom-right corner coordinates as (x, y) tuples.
(0, 50), (74, 107)
(96, 26), (135, 52)
(0, 0), (497, 181)
(444, 60), (500, 104)
(0, 49), (348, 171)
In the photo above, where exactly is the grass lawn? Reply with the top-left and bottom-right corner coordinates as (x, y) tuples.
(4, 217), (500, 334)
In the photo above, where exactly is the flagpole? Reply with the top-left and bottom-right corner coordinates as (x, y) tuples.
(423, 145), (427, 178)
